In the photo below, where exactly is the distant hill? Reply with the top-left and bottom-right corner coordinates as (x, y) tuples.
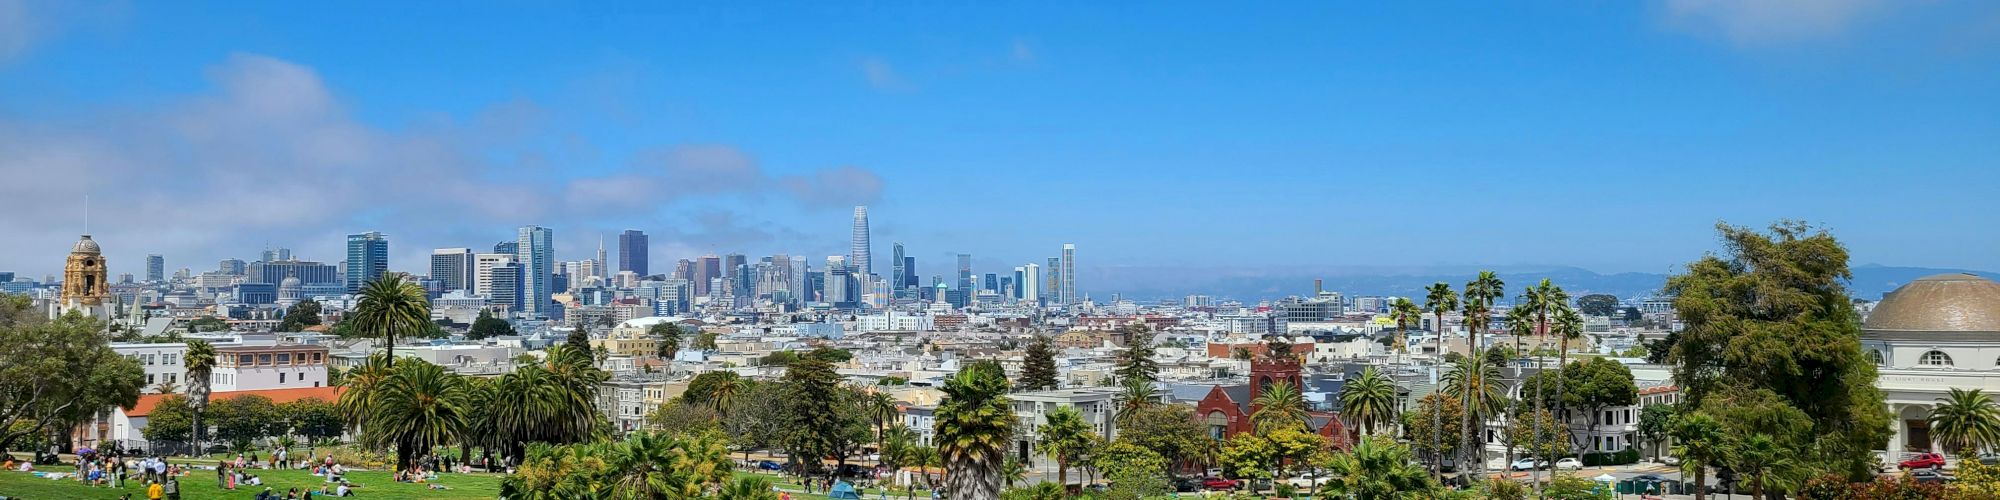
(1085, 264), (1999, 304)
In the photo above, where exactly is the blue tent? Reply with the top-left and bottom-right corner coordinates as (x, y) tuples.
(827, 480), (861, 500)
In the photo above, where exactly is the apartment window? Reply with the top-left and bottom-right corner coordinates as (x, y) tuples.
(312, 352), (323, 363)
(1921, 350), (1954, 367)
(280, 373), (287, 384)
(277, 353), (291, 364)
(258, 354), (273, 365)
(1870, 349), (1885, 365)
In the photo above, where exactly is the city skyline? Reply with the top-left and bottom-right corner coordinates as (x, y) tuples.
(3, 1), (1999, 282)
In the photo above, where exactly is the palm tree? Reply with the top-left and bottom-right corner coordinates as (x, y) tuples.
(1037, 406), (1092, 489)
(1422, 282), (1458, 476)
(1444, 354), (1505, 480)
(1458, 272), (1500, 479)
(1521, 278), (1567, 491)
(1116, 378), (1157, 423)
(1001, 455), (1028, 488)
(1341, 367), (1397, 436)
(1551, 305), (1584, 459)
(1005, 482), (1063, 500)
(1251, 380), (1310, 434)
(349, 273), (431, 367)
(910, 444), (942, 499)
(1321, 435), (1436, 499)
(1671, 412), (1725, 500)
(721, 476), (781, 500)
(1389, 298), (1423, 362)
(1931, 388), (2000, 458)
(1728, 433), (1806, 499)
(184, 340), (215, 454)
(1500, 307), (1536, 470)
(365, 359), (472, 472)
(650, 322), (684, 360)
(864, 391), (899, 461)
(707, 374), (745, 418)
(935, 361), (1013, 500)
(611, 431), (734, 498)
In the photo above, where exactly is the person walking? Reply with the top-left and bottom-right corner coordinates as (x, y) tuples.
(218, 462), (229, 489)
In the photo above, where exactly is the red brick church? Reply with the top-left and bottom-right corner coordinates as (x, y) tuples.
(1193, 356), (1351, 449)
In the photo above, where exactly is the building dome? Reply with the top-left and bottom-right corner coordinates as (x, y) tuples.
(280, 274), (302, 288)
(71, 234), (101, 254)
(1863, 273), (2000, 333)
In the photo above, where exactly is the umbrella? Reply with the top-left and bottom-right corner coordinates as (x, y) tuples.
(1593, 474), (1617, 483)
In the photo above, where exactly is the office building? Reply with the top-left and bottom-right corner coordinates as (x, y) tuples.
(1045, 258), (1061, 302)
(595, 237), (608, 280)
(247, 260), (338, 286)
(693, 255), (720, 297)
(218, 259), (246, 276)
(146, 254), (164, 283)
(1021, 263), (1042, 303)
(516, 226), (553, 317)
(487, 263), (523, 311)
(618, 229), (649, 277)
(345, 232), (388, 292)
(429, 248), (476, 292)
(494, 241), (518, 255)
(851, 206), (872, 277)
(891, 243), (907, 297)
(1061, 243), (1076, 304)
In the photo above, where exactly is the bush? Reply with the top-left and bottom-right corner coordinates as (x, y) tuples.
(1578, 448), (1640, 467)
(1544, 475), (1613, 500)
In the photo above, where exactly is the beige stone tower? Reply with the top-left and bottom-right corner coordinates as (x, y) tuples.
(56, 234), (112, 320)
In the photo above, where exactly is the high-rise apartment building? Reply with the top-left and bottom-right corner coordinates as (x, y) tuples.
(1060, 243), (1076, 304)
(146, 254), (164, 282)
(851, 206), (872, 277)
(954, 254), (972, 309)
(618, 229), (649, 277)
(429, 248), (476, 292)
(218, 259), (246, 276)
(1021, 263), (1042, 303)
(345, 232), (388, 292)
(1045, 258), (1061, 302)
(516, 226), (553, 317)
(1014, 267), (1028, 300)
(473, 253), (514, 297)
(487, 262), (523, 312)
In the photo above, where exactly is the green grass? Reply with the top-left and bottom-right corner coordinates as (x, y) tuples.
(0, 468), (501, 499)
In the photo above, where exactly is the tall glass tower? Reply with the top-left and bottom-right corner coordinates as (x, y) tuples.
(618, 229), (649, 277)
(851, 206), (872, 277)
(345, 232), (388, 292)
(516, 226), (553, 317)
(890, 242), (906, 297)
(1060, 243), (1076, 304)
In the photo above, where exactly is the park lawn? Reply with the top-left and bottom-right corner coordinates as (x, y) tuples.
(0, 468), (501, 499)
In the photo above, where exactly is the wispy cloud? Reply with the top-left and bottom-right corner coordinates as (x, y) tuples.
(0, 53), (882, 275)
(1661, 0), (1888, 46)
(860, 57), (915, 91)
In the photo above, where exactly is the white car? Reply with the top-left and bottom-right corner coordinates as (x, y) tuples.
(1554, 458), (1584, 471)
(1509, 458), (1547, 471)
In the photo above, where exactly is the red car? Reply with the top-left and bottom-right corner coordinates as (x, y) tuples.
(1899, 452), (1946, 470)
(1201, 477), (1240, 490)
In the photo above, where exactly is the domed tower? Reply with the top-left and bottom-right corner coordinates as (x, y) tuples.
(57, 234), (113, 320)
(277, 272), (303, 308)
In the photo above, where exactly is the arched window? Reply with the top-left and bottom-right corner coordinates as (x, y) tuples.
(1920, 350), (1954, 367)
(1869, 349), (1885, 365)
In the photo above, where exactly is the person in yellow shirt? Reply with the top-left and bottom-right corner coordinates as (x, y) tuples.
(146, 479), (165, 500)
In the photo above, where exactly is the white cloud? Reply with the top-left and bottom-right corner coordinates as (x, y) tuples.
(0, 53), (882, 277)
(1662, 0), (1888, 46)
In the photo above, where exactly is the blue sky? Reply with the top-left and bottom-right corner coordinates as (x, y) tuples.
(2, 0), (1997, 283)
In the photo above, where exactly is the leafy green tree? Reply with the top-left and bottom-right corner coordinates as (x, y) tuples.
(1728, 432), (1810, 499)
(1664, 221), (1893, 479)
(936, 360), (1013, 500)
(1318, 435), (1436, 500)
(1341, 367), (1397, 435)
(1018, 335), (1059, 391)
(1115, 334), (1159, 384)
(647, 322), (684, 357)
(142, 395), (195, 450)
(1114, 403), (1208, 476)
(1252, 380), (1310, 433)
(1221, 435), (1283, 486)
(1403, 393), (1463, 474)
(1575, 294), (1619, 317)
(1564, 356), (1638, 463)
(1504, 407), (1569, 462)
(0, 311), (145, 453)
(782, 353), (860, 476)
(721, 476), (782, 500)
(210, 394), (280, 451)
(863, 390), (898, 463)
(648, 399), (721, 436)
(878, 376), (909, 386)
(1036, 406), (1093, 488)
(1096, 440), (1171, 499)
(277, 299), (323, 332)
(723, 382), (789, 464)
(350, 273), (431, 366)
(467, 309), (516, 340)
(694, 330), (719, 350)
(1636, 404), (1677, 462)
(282, 397), (344, 446)
(1930, 388), (2000, 458)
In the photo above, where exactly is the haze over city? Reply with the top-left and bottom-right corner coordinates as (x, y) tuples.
(3, 0), (1997, 296)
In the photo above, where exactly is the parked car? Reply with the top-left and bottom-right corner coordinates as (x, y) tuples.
(1554, 458), (1584, 471)
(1285, 472), (1322, 488)
(1911, 468), (1950, 484)
(1172, 477), (1203, 493)
(756, 460), (784, 471)
(1899, 452), (1946, 470)
(1509, 458), (1547, 471)
(1201, 477), (1240, 490)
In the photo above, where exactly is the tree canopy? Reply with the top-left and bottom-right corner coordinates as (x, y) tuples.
(1575, 294), (1619, 317)
(467, 309), (517, 340)
(1017, 335), (1059, 391)
(276, 299), (323, 332)
(0, 306), (145, 453)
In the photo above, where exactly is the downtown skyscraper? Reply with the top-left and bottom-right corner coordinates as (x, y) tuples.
(145, 254), (164, 282)
(1060, 243), (1076, 304)
(517, 225), (553, 317)
(619, 229), (649, 277)
(851, 206), (872, 277)
(345, 231), (388, 292)
(429, 248), (476, 292)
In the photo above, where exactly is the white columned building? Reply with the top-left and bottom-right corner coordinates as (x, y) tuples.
(1859, 273), (2000, 463)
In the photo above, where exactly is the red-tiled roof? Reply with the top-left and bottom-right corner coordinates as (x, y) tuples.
(126, 386), (344, 417)
(1638, 385), (1679, 396)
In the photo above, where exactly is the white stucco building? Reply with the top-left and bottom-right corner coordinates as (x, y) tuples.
(1859, 273), (2000, 462)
